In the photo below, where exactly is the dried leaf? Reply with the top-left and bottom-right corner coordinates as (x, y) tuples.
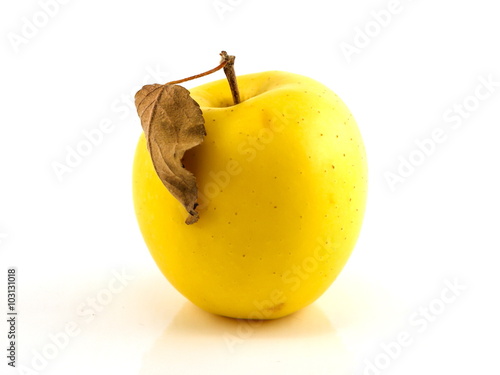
(135, 84), (206, 224)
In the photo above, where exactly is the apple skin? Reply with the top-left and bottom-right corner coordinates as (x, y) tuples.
(132, 71), (367, 319)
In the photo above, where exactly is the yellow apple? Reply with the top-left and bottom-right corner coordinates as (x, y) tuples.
(132, 71), (367, 319)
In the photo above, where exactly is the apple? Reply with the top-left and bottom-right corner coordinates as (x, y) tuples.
(132, 70), (367, 319)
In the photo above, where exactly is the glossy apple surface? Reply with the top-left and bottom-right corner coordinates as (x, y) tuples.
(133, 71), (367, 319)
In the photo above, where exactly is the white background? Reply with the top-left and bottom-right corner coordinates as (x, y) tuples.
(1, 0), (499, 374)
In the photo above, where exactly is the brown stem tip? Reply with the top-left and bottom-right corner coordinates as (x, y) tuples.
(220, 51), (241, 105)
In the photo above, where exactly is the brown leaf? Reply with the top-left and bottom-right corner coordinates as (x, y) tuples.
(135, 84), (206, 224)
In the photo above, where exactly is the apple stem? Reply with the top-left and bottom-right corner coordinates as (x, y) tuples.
(220, 51), (241, 105)
(165, 52), (241, 106)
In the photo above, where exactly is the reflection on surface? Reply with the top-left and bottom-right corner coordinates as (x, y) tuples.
(137, 272), (405, 375)
(140, 301), (352, 374)
(168, 301), (335, 338)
